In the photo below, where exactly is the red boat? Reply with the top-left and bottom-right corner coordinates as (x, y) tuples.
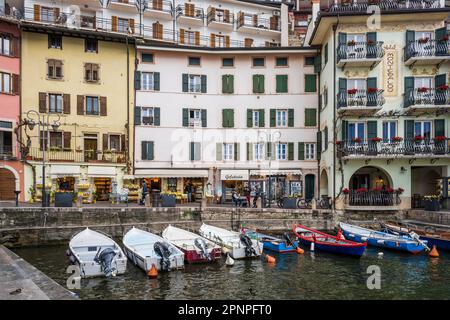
(162, 225), (222, 263)
(293, 224), (367, 257)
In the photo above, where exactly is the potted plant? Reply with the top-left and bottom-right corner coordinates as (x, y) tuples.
(353, 137), (362, 143)
(423, 195), (441, 211)
(347, 39), (356, 46)
(342, 188), (350, 195)
(367, 87), (378, 94)
(440, 34), (449, 42)
(414, 135), (424, 142)
(356, 187), (368, 193)
(417, 87), (429, 93)
(392, 136), (403, 142)
(437, 84), (449, 91)
(370, 137), (382, 142)
(335, 140), (342, 145)
(347, 88), (358, 95)
(418, 37), (429, 44)
(434, 135), (446, 142)
(387, 187), (394, 193)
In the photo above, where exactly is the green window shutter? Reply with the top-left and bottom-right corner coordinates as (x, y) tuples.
(435, 74), (447, 105)
(324, 127), (328, 151)
(182, 74), (189, 92)
(404, 77), (414, 108)
(247, 109), (253, 128)
(366, 32), (377, 59)
(201, 109), (207, 127)
(222, 75), (227, 93)
(190, 142), (195, 161)
(201, 75), (207, 93)
(367, 121), (378, 139)
(270, 109), (276, 127)
(252, 75), (258, 93)
(404, 120), (414, 139)
(259, 75), (265, 93)
(234, 143), (240, 160)
(154, 107), (160, 126)
(342, 120), (348, 141)
(148, 141), (154, 160)
(288, 142), (294, 160)
(276, 75), (288, 93)
(182, 108), (188, 127)
(435, 119), (445, 137)
(366, 77), (377, 106)
(324, 43), (328, 64)
(314, 56), (321, 74)
(134, 71), (141, 90)
(298, 142), (305, 160)
(141, 141), (148, 160)
(153, 72), (160, 91)
(338, 78), (347, 108)
(228, 75), (234, 93)
(305, 109), (317, 127)
(134, 106), (141, 125)
(436, 27), (448, 55)
(222, 109), (227, 127)
(405, 30), (415, 60)
(305, 74), (317, 93)
(259, 109), (265, 127)
(253, 75), (264, 93)
(142, 141), (154, 160)
(288, 109), (294, 127)
(222, 109), (234, 128)
(338, 32), (347, 45)
(317, 132), (322, 160)
(216, 143), (222, 160)
(247, 142), (253, 160)
(266, 142), (272, 159)
(229, 109), (234, 127)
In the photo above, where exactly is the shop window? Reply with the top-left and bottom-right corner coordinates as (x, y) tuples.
(109, 134), (121, 151)
(48, 93), (63, 113)
(85, 63), (100, 83)
(167, 178), (177, 192)
(86, 96), (99, 115)
(47, 59), (63, 79)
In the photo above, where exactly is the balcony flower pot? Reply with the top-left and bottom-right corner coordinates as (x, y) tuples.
(282, 197), (297, 209)
(417, 87), (429, 93)
(335, 141), (342, 145)
(440, 34), (449, 42)
(342, 188), (350, 195)
(434, 136), (446, 141)
(387, 187), (394, 193)
(370, 137), (382, 142)
(392, 137), (403, 142)
(347, 88), (358, 95)
(352, 137), (362, 143)
(437, 84), (449, 91)
(418, 37), (429, 44)
(367, 87), (378, 94)
(414, 135), (424, 142)
(356, 188), (368, 193)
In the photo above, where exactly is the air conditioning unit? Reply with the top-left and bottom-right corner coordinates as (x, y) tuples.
(273, 11), (280, 16)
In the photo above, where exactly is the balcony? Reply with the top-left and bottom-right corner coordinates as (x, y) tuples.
(329, 0), (443, 13)
(0, 145), (15, 160)
(344, 190), (401, 207)
(337, 88), (385, 115)
(144, 0), (172, 20)
(26, 147), (126, 164)
(176, 4), (204, 27)
(206, 7), (234, 31)
(236, 12), (281, 37)
(337, 41), (385, 68)
(109, 0), (138, 13)
(404, 87), (450, 113)
(337, 138), (450, 159)
(404, 39), (450, 66)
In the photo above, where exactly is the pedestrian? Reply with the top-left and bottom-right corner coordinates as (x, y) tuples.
(185, 180), (193, 202)
(252, 186), (260, 208)
(140, 180), (148, 205)
(231, 190), (240, 207)
(244, 184), (251, 208)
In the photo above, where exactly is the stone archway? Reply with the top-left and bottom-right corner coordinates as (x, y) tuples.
(348, 165), (393, 190)
(320, 169), (329, 197)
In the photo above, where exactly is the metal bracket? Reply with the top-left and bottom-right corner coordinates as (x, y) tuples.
(408, 60), (417, 70)
(431, 158), (439, 164)
(409, 158), (416, 165)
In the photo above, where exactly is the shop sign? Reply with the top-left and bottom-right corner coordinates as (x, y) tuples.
(221, 170), (249, 181)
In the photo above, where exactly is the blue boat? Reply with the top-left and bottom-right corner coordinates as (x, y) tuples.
(339, 222), (427, 254)
(242, 229), (299, 253)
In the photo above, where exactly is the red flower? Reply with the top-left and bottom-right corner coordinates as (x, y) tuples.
(372, 187), (382, 192)
(434, 135), (446, 141)
(342, 188), (350, 194)
(367, 39), (376, 45)
(357, 188), (368, 193)
(392, 136), (403, 142)
(367, 87), (378, 93)
(414, 135), (424, 141)
(397, 188), (404, 194)
(437, 84), (449, 91)
(353, 137), (362, 143)
(347, 88), (358, 95)
(418, 37), (429, 44)
(440, 34), (449, 41)
(370, 137), (382, 142)
(417, 87), (429, 93)
(387, 187), (394, 193)
(335, 140), (342, 145)
(347, 40), (356, 46)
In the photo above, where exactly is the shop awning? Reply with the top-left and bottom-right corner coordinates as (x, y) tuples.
(135, 169), (209, 178)
(87, 166), (117, 177)
(250, 169), (302, 176)
(50, 165), (81, 177)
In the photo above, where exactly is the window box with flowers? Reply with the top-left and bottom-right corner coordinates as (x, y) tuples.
(434, 135), (446, 141)
(417, 87), (429, 93)
(392, 136), (403, 143)
(352, 137), (362, 143)
(418, 37), (429, 44)
(439, 34), (449, 42)
(335, 140), (342, 145)
(423, 195), (441, 211)
(414, 135), (424, 142)
(386, 187), (394, 193)
(437, 84), (449, 91)
(356, 188), (368, 193)
(342, 188), (350, 195)
(367, 87), (378, 94)
(370, 137), (382, 142)
(347, 39), (356, 46)
(347, 88), (358, 95)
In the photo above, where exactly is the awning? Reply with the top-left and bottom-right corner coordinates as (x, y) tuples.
(122, 175), (136, 180)
(50, 165), (81, 177)
(250, 169), (302, 176)
(135, 169), (209, 178)
(87, 166), (117, 177)
(220, 170), (249, 181)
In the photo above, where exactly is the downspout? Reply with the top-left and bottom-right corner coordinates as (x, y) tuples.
(317, 48), (321, 200)
(332, 22), (337, 212)
(126, 35), (130, 174)
(132, 41), (138, 176)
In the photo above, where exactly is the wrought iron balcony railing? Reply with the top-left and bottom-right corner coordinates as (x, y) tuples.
(404, 87), (450, 107)
(27, 147), (126, 164)
(337, 138), (450, 157)
(345, 190), (401, 206)
(330, 0), (442, 13)
(177, 4), (204, 20)
(337, 89), (385, 108)
(337, 41), (385, 62)
(236, 12), (281, 32)
(206, 9), (235, 25)
(146, 0), (172, 13)
(405, 39), (450, 61)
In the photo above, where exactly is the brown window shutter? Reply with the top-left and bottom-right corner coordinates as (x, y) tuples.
(224, 10), (230, 23)
(270, 16), (279, 30)
(210, 33), (215, 48)
(237, 12), (244, 27)
(129, 18), (135, 34)
(209, 7), (215, 20)
(77, 95), (84, 115)
(63, 132), (71, 149)
(121, 134), (126, 152)
(252, 14), (258, 27)
(34, 4), (40, 22)
(12, 74), (20, 95)
(13, 37), (20, 58)
(185, 3), (194, 17)
(153, 0), (162, 11)
(179, 29), (185, 44)
(103, 134), (109, 151)
(100, 96), (107, 116)
(245, 38), (253, 47)
(153, 22), (162, 39)
(225, 36), (230, 48)
(195, 31), (200, 46)
(63, 94), (70, 114)
(111, 16), (118, 32)
(39, 92), (47, 113)
(53, 8), (60, 22)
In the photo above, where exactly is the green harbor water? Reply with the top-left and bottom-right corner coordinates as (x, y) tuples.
(13, 240), (450, 300)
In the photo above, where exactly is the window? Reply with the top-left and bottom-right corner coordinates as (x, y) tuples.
(305, 143), (315, 160)
(305, 74), (317, 92)
(47, 59), (63, 79)
(141, 141), (154, 160)
(189, 109), (202, 127)
(276, 110), (287, 127)
(0, 72), (11, 94)
(276, 57), (288, 67)
(190, 142), (201, 161)
(85, 63), (100, 82)
(118, 18), (130, 33)
(0, 128), (13, 155)
(414, 76), (433, 89)
(214, 34), (227, 48)
(188, 56), (201, 66)
(253, 143), (264, 160)
(188, 75), (202, 93)
(1, 34), (11, 55)
(141, 107), (154, 125)
(48, 94), (63, 113)
(41, 131), (63, 149)
(415, 31), (433, 42)
(41, 7), (55, 23)
(252, 57), (265, 67)
(253, 110), (260, 127)
(414, 121), (432, 139)
(109, 134), (121, 151)
(86, 96), (99, 115)
(222, 58), (234, 67)
(348, 122), (365, 141)
(142, 72), (155, 90)
(185, 30), (197, 45)
(223, 143), (234, 161)
(382, 121), (397, 141)
(48, 34), (62, 49)
(85, 38), (98, 53)
(276, 143), (287, 160)
(142, 53), (154, 63)
(305, 56), (315, 66)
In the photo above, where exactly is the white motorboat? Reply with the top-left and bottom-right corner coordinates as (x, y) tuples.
(162, 225), (222, 263)
(199, 223), (263, 259)
(122, 227), (184, 272)
(67, 228), (127, 278)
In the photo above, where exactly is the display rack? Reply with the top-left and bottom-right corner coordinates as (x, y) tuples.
(94, 178), (111, 201)
(125, 184), (140, 203)
(77, 183), (92, 204)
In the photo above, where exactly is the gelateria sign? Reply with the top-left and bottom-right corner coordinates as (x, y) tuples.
(382, 45), (398, 97)
(220, 170), (249, 181)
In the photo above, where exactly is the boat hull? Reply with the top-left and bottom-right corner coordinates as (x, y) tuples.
(69, 249), (127, 278)
(221, 242), (264, 259)
(263, 241), (299, 253)
(123, 245), (184, 272)
(181, 247), (222, 264)
(297, 238), (366, 257)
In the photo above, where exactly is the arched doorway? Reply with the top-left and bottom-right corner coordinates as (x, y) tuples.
(349, 166), (392, 191)
(320, 170), (329, 197)
(305, 174), (315, 201)
(0, 168), (16, 200)
(348, 166), (394, 206)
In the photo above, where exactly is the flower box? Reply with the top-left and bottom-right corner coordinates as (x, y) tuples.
(367, 39), (376, 45)
(437, 84), (449, 91)
(370, 137), (382, 142)
(342, 188), (350, 195)
(417, 87), (429, 93)
(387, 187), (394, 193)
(352, 137), (362, 143)
(372, 187), (382, 192)
(335, 141), (342, 145)
(367, 87), (378, 93)
(440, 34), (449, 42)
(347, 40), (356, 46)
(392, 137), (403, 142)
(347, 88), (358, 95)
(418, 37), (429, 44)
(414, 135), (424, 141)
(433, 135), (446, 141)
(356, 188), (368, 193)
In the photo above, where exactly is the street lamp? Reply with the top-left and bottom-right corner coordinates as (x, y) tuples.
(25, 110), (60, 207)
(259, 131), (281, 208)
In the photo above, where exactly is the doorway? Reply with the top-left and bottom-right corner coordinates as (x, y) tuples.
(305, 174), (315, 201)
(84, 135), (98, 162)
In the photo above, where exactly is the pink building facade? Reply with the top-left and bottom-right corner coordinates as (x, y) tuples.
(0, 17), (23, 202)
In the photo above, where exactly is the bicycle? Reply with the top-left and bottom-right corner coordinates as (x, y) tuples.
(297, 198), (312, 209)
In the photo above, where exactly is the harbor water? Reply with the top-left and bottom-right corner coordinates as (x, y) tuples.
(13, 243), (450, 300)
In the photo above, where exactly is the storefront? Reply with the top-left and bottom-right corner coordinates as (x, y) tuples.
(87, 166), (117, 202)
(220, 170), (249, 203)
(249, 170), (303, 198)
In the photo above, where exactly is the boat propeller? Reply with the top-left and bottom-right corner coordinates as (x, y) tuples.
(194, 238), (211, 261)
(240, 234), (257, 257)
(154, 241), (172, 271)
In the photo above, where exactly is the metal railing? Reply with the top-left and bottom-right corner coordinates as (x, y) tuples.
(27, 147), (126, 164)
(338, 138), (450, 157)
(338, 88), (385, 108)
(236, 12), (281, 32)
(206, 9), (235, 25)
(0, 145), (13, 157)
(337, 41), (385, 62)
(405, 39), (450, 61)
(404, 87), (450, 107)
(330, 0), (442, 12)
(176, 4), (204, 20)
(110, 0), (137, 5)
(345, 190), (401, 206)
(146, 0), (173, 13)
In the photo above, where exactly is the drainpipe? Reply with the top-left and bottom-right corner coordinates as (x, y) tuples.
(132, 41), (138, 176)
(126, 35), (130, 174)
(317, 48), (321, 200)
(332, 18), (339, 212)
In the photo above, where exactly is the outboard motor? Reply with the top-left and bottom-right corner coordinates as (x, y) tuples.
(194, 238), (211, 261)
(282, 232), (295, 247)
(94, 248), (117, 278)
(154, 241), (172, 271)
(240, 234), (257, 257)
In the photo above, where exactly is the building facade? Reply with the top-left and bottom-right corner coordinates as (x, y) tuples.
(307, 0), (450, 210)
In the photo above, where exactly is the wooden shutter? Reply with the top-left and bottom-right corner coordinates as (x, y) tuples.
(367, 121), (378, 139)
(288, 143), (294, 160)
(195, 31), (200, 46)
(270, 16), (279, 30)
(435, 119), (445, 137)
(404, 120), (414, 139)
(134, 106), (141, 125)
(148, 141), (154, 160)
(305, 74), (317, 92)
(53, 8), (60, 22)
(317, 132), (322, 160)
(338, 32), (347, 45)
(63, 132), (71, 149)
(259, 109), (265, 127)
(153, 0), (162, 11)
(201, 109), (207, 127)
(121, 134), (126, 152)
(245, 38), (253, 47)
(341, 120), (348, 142)
(276, 75), (288, 93)
(366, 32), (377, 58)
(179, 29), (185, 44)
(210, 33), (216, 48)
(270, 109), (276, 127)
(154, 72), (160, 91)
(182, 74), (189, 92)
(247, 143), (252, 160)
(77, 95), (84, 115)
(366, 77), (377, 106)
(247, 109), (253, 128)
(129, 18), (135, 34)
(338, 78), (347, 108)
(12, 74), (20, 95)
(298, 142), (305, 160)
(224, 10), (230, 23)
(305, 109), (317, 127)
(185, 3), (194, 17)
(252, 14), (258, 27)
(39, 92), (47, 113)
(216, 143), (222, 161)
(111, 16), (118, 32)
(314, 56), (321, 74)
(100, 96), (107, 116)
(103, 134), (109, 151)
(154, 107), (160, 126)
(153, 22), (163, 39)
(208, 7), (216, 21)
(253, 75), (259, 93)
(435, 74), (447, 105)
(190, 142), (195, 161)
(234, 143), (240, 161)
(63, 94), (70, 114)
(141, 141), (148, 160)
(134, 71), (141, 90)
(201, 75), (207, 93)
(12, 37), (20, 58)
(237, 12), (244, 27)
(404, 77), (414, 108)
(34, 4), (40, 21)
(182, 108), (189, 127)
(225, 36), (230, 48)
(288, 109), (294, 127)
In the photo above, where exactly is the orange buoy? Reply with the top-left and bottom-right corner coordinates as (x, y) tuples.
(296, 247), (304, 254)
(147, 263), (158, 278)
(429, 245), (439, 258)
(266, 254), (276, 264)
